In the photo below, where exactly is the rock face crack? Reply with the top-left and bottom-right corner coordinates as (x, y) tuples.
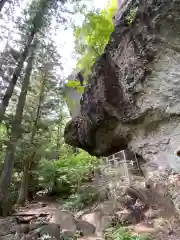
(64, 0), (180, 158)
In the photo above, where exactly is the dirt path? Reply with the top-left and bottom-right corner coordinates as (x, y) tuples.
(1, 196), (180, 240)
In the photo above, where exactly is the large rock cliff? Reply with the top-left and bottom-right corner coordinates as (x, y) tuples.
(64, 0), (180, 159)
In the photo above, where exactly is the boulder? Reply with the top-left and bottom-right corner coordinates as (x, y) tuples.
(80, 211), (113, 236)
(29, 219), (48, 231)
(81, 212), (101, 227)
(75, 219), (95, 236)
(16, 224), (29, 234)
(64, 0), (180, 160)
(49, 210), (76, 232)
(0, 217), (17, 236)
(39, 223), (61, 239)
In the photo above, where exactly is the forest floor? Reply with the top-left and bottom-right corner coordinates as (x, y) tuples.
(1, 195), (180, 239)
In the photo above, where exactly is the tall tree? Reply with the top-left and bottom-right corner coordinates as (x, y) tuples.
(0, 40), (37, 214)
(0, 0), (63, 122)
(17, 64), (45, 205)
(16, 35), (62, 204)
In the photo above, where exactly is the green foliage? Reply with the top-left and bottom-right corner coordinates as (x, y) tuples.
(8, 171), (22, 205)
(126, 7), (138, 24)
(74, 0), (117, 78)
(63, 185), (98, 211)
(105, 227), (151, 240)
(0, 124), (7, 169)
(66, 80), (85, 94)
(38, 150), (98, 196)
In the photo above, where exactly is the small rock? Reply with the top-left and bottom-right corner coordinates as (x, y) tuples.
(134, 199), (146, 208)
(39, 223), (61, 239)
(133, 222), (155, 234)
(15, 216), (37, 224)
(114, 209), (133, 224)
(144, 209), (160, 219)
(81, 212), (101, 227)
(40, 203), (48, 207)
(16, 224), (29, 234)
(75, 210), (85, 219)
(60, 230), (77, 240)
(20, 231), (40, 240)
(98, 188), (109, 201)
(75, 220), (95, 236)
(167, 15), (173, 20)
(29, 221), (40, 231)
(29, 219), (47, 231)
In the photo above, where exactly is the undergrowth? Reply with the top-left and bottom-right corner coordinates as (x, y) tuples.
(62, 185), (98, 211)
(105, 227), (152, 240)
(38, 150), (99, 197)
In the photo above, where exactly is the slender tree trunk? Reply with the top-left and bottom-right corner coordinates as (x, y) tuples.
(0, 32), (35, 122)
(0, 42), (36, 215)
(56, 120), (61, 150)
(17, 160), (30, 206)
(20, 71), (46, 204)
(56, 105), (63, 151)
(0, 134), (16, 215)
(15, 44), (37, 206)
(0, 0), (7, 12)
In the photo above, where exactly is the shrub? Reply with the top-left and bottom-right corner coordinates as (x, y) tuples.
(63, 185), (98, 211)
(38, 150), (99, 197)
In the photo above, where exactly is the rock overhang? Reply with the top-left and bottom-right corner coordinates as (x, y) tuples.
(64, 0), (180, 157)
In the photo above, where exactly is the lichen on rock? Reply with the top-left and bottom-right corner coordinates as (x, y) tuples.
(64, 0), (180, 158)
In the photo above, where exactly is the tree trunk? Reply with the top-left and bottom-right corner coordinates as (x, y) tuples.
(56, 105), (63, 151)
(17, 160), (30, 206)
(0, 134), (16, 215)
(0, 42), (36, 215)
(16, 44), (37, 206)
(20, 71), (46, 204)
(56, 120), (61, 150)
(0, 0), (7, 12)
(0, 32), (35, 122)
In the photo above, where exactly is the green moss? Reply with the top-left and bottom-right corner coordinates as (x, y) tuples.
(126, 7), (138, 24)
